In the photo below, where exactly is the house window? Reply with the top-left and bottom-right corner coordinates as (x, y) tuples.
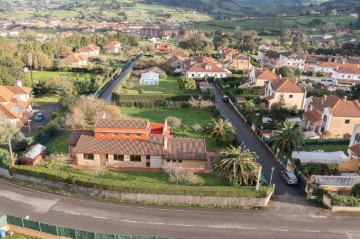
(130, 155), (141, 162)
(101, 132), (106, 136)
(113, 133), (119, 136)
(114, 155), (124, 161)
(146, 155), (151, 160)
(136, 133), (141, 137)
(124, 133), (130, 137)
(84, 154), (94, 160)
(345, 119), (350, 124)
(178, 160), (183, 163)
(289, 95), (293, 98)
(166, 159), (170, 162)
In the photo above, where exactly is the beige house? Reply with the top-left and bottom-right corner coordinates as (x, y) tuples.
(248, 67), (279, 87)
(303, 95), (360, 138)
(76, 44), (101, 56)
(68, 119), (208, 172)
(104, 41), (121, 54)
(61, 53), (88, 68)
(261, 78), (306, 110)
(221, 48), (252, 72)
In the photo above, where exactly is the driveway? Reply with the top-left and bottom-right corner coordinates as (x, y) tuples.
(99, 54), (143, 102)
(211, 83), (305, 197)
(21, 103), (60, 135)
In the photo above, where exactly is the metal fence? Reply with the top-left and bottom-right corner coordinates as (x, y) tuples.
(2, 215), (167, 239)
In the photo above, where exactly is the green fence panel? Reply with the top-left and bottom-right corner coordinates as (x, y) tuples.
(95, 233), (116, 239)
(6, 215), (23, 227)
(40, 222), (58, 236)
(57, 227), (76, 238)
(23, 219), (40, 231)
(75, 230), (96, 239)
(0, 215), (7, 228)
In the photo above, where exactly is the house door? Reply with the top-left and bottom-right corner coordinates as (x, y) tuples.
(150, 156), (162, 168)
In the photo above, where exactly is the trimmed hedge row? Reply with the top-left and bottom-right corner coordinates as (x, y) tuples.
(328, 193), (360, 207)
(14, 166), (272, 198)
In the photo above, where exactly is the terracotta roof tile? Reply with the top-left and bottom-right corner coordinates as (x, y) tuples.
(185, 62), (228, 73)
(77, 44), (101, 52)
(165, 138), (207, 160)
(271, 78), (305, 93)
(5, 86), (32, 95)
(62, 53), (87, 63)
(349, 144), (360, 156)
(337, 67), (360, 74)
(255, 68), (279, 80)
(303, 110), (321, 123)
(74, 134), (164, 155)
(0, 86), (15, 102)
(310, 95), (360, 117)
(166, 48), (189, 58)
(67, 130), (93, 146)
(95, 119), (149, 129)
(319, 62), (360, 69)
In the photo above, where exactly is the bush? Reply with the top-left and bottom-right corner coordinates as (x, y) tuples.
(312, 188), (326, 203)
(0, 149), (10, 167)
(45, 153), (69, 170)
(166, 116), (182, 129)
(163, 163), (199, 185)
(138, 88), (144, 94)
(351, 183), (360, 198)
(14, 166), (272, 198)
(328, 193), (360, 207)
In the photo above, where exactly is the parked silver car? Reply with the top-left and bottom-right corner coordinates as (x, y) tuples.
(280, 171), (298, 185)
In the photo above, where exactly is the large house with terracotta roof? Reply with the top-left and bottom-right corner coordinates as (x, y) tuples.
(104, 41), (121, 54)
(183, 56), (231, 79)
(261, 78), (306, 110)
(61, 53), (88, 68)
(331, 67), (360, 90)
(221, 48), (251, 72)
(0, 85), (33, 127)
(248, 67), (279, 87)
(313, 62), (360, 74)
(279, 51), (307, 70)
(76, 44), (101, 56)
(155, 43), (173, 54)
(166, 48), (190, 59)
(68, 118), (208, 172)
(303, 95), (360, 138)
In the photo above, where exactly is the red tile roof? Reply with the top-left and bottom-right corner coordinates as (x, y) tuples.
(349, 144), (360, 157)
(319, 62), (360, 69)
(337, 67), (360, 74)
(165, 138), (207, 160)
(255, 68), (279, 80)
(104, 41), (121, 49)
(77, 44), (100, 52)
(62, 53), (87, 63)
(310, 95), (360, 117)
(185, 62), (228, 73)
(166, 48), (189, 58)
(271, 78), (305, 93)
(95, 119), (149, 129)
(5, 86), (32, 95)
(303, 110), (321, 123)
(67, 130), (94, 146)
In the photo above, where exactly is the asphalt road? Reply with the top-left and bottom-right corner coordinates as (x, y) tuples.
(0, 181), (360, 239)
(211, 83), (304, 197)
(99, 54), (143, 102)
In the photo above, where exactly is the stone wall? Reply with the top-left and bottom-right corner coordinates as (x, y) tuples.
(0, 168), (272, 208)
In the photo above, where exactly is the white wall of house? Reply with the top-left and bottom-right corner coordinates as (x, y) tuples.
(279, 55), (305, 70)
(332, 71), (360, 81)
(186, 72), (228, 79)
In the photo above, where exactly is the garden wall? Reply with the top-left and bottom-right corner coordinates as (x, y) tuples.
(0, 169), (273, 208)
(323, 194), (360, 213)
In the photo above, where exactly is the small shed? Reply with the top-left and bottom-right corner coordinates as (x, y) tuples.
(22, 144), (46, 166)
(235, 96), (247, 104)
(140, 72), (160, 85)
(199, 81), (211, 93)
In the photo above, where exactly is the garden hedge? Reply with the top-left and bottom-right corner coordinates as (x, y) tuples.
(14, 166), (272, 198)
(328, 193), (360, 207)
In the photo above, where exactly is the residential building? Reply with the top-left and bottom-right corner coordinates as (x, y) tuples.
(303, 95), (360, 138)
(140, 26), (197, 39)
(166, 48), (190, 59)
(155, 43), (173, 54)
(140, 72), (160, 85)
(261, 78), (306, 110)
(257, 50), (281, 67)
(61, 53), (88, 68)
(165, 55), (186, 71)
(248, 67), (279, 87)
(221, 49), (252, 72)
(104, 41), (121, 54)
(35, 34), (47, 42)
(182, 56), (231, 79)
(279, 51), (307, 70)
(68, 119), (208, 172)
(76, 44), (101, 57)
(313, 62), (360, 74)
(331, 67), (360, 89)
(0, 85), (33, 127)
(139, 66), (165, 76)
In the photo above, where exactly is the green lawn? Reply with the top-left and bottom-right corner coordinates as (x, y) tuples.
(32, 94), (60, 105)
(26, 71), (97, 84)
(121, 107), (227, 152)
(8, 233), (37, 239)
(128, 75), (196, 95)
(45, 133), (70, 154)
(302, 145), (349, 154)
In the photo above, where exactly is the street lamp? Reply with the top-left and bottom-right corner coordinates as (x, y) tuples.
(270, 167), (275, 185)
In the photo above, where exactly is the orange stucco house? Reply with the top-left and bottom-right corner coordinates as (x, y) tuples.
(67, 118), (208, 172)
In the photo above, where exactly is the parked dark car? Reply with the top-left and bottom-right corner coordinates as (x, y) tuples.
(222, 95), (229, 102)
(34, 113), (45, 122)
(280, 171), (298, 185)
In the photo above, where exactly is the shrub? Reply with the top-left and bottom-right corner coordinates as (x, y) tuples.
(138, 88), (144, 94)
(351, 183), (360, 198)
(13, 166), (272, 198)
(45, 153), (69, 170)
(0, 149), (10, 167)
(192, 123), (202, 132)
(328, 193), (360, 207)
(166, 116), (182, 129)
(163, 163), (199, 185)
(312, 188), (326, 203)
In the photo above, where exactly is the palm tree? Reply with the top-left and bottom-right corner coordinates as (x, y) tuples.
(270, 120), (305, 152)
(0, 115), (19, 166)
(205, 118), (236, 144)
(212, 145), (260, 186)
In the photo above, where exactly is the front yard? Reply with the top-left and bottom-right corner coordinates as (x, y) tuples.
(127, 75), (197, 96)
(121, 107), (228, 152)
(44, 133), (70, 154)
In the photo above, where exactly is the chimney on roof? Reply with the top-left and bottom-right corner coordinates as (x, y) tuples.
(15, 80), (23, 87)
(344, 96), (347, 102)
(163, 136), (168, 150)
(279, 74), (282, 80)
(322, 95), (327, 103)
(164, 119), (168, 133)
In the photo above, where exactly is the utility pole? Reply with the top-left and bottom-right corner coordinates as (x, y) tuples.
(270, 167), (275, 185)
(256, 165), (262, 191)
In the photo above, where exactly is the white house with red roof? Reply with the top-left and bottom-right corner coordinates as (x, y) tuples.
(303, 95), (360, 138)
(313, 62), (360, 74)
(104, 41), (121, 54)
(331, 67), (360, 89)
(0, 85), (33, 127)
(183, 56), (231, 79)
(61, 53), (88, 68)
(76, 44), (101, 56)
(35, 34), (47, 42)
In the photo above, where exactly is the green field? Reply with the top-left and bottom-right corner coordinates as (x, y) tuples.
(121, 107), (227, 152)
(302, 145), (348, 153)
(45, 133), (70, 154)
(128, 75), (195, 95)
(26, 71), (97, 84)
(32, 94), (60, 105)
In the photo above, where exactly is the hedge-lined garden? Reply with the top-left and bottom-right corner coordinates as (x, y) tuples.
(14, 166), (272, 198)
